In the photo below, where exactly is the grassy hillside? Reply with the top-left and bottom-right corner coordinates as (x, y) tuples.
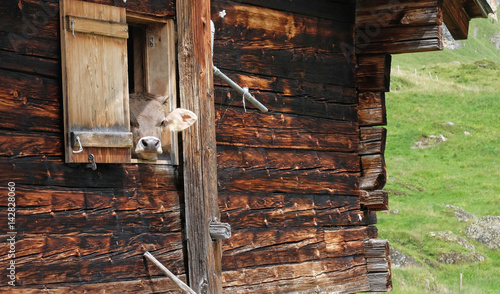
(379, 17), (500, 293)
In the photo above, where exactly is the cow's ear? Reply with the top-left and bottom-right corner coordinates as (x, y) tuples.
(166, 108), (198, 132)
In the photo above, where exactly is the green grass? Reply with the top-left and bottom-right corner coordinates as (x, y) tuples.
(378, 17), (500, 293)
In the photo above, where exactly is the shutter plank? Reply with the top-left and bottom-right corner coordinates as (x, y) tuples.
(60, 0), (130, 163)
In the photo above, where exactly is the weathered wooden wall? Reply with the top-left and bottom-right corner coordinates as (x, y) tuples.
(0, 0), (186, 292)
(211, 0), (387, 292)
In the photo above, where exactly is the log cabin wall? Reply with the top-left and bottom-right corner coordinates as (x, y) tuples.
(0, 0), (191, 292)
(212, 0), (385, 292)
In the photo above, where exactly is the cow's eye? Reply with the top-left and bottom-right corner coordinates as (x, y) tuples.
(160, 120), (166, 127)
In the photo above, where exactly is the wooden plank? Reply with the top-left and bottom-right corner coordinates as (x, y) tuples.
(0, 50), (59, 78)
(0, 276), (188, 294)
(367, 272), (393, 292)
(10, 185), (180, 213)
(364, 238), (392, 292)
(443, 0), (470, 40)
(359, 127), (387, 155)
(215, 107), (359, 151)
(214, 87), (357, 121)
(358, 92), (387, 126)
(217, 146), (360, 172)
(360, 154), (387, 190)
(177, 0), (222, 292)
(222, 257), (370, 293)
(212, 0), (356, 23)
(357, 7), (442, 28)
(214, 46), (356, 88)
(60, 0), (131, 163)
(357, 54), (391, 92)
(358, 34), (443, 54)
(360, 190), (389, 211)
(85, 0), (175, 18)
(0, 131), (62, 157)
(218, 168), (360, 196)
(71, 131), (133, 148)
(0, 233), (184, 285)
(66, 15), (129, 39)
(0, 157), (180, 189)
(211, 1), (354, 52)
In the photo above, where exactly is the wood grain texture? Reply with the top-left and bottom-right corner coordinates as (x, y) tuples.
(360, 154), (387, 190)
(358, 92), (387, 126)
(360, 190), (389, 211)
(359, 127), (387, 155)
(443, 0), (470, 40)
(357, 54), (391, 92)
(177, 0), (221, 291)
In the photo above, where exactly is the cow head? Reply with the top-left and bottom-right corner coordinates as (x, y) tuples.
(129, 93), (197, 160)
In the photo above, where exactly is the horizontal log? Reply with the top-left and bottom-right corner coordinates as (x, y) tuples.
(0, 50), (60, 78)
(0, 68), (59, 103)
(366, 257), (389, 273)
(220, 200), (376, 230)
(0, 131), (62, 157)
(357, 54), (391, 92)
(0, 234), (184, 285)
(360, 154), (387, 190)
(364, 238), (390, 258)
(359, 127), (387, 155)
(213, 0), (356, 23)
(357, 6), (442, 28)
(216, 107), (359, 151)
(214, 46), (355, 87)
(13, 207), (181, 234)
(86, 0), (175, 18)
(367, 271), (393, 292)
(211, 1), (353, 52)
(222, 257), (370, 293)
(357, 35), (443, 54)
(210, 222), (232, 240)
(0, 157), (180, 189)
(0, 31), (59, 59)
(214, 87), (357, 121)
(214, 72), (357, 104)
(443, 0), (470, 40)
(0, 276), (188, 294)
(3, 185), (180, 214)
(218, 168), (359, 195)
(217, 146), (360, 172)
(358, 92), (387, 126)
(324, 226), (373, 257)
(360, 190), (389, 211)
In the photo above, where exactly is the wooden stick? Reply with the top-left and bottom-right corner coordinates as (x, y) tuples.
(144, 251), (197, 294)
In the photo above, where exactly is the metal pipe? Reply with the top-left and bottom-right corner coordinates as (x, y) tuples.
(213, 65), (268, 113)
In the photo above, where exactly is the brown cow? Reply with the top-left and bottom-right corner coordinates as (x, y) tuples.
(129, 93), (197, 160)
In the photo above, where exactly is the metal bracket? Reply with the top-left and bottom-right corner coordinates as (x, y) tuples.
(87, 154), (97, 170)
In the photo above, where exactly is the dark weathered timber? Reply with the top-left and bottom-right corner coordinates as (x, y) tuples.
(0, 69), (59, 103)
(0, 277), (188, 294)
(360, 190), (389, 211)
(219, 192), (360, 213)
(0, 50), (60, 78)
(214, 46), (356, 87)
(359, 127), (387, 155)
(0, 131), (62, 157)
(218, 168), (359, 195)
(357, 34), (443, 54)
(443, 0), (470, 40)
(210, 222), (232, 240)
(0, 158), (180, 189)
(214, 88), (357, 121)
(15, 208), (181, 234)
(360, 154), (387, 190)
(357, 7), (442, 28)
(211, 1), (353, 52)
(222, 258), (370, 293)
(9, 185), (181, 213)
(177, 0), (221, 291)
(217, 146), (360, 172)
(358, 92), (387, 126)
(212, 0), (356, 23)
(357, 55), (391, 92)
(364, 239), (392, 292)
(214, 72), (358, 104)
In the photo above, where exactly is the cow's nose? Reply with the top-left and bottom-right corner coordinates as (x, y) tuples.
(140, 137), (161, 151)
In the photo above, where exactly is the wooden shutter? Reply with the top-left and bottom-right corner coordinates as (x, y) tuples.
(60, 0), (132, 163)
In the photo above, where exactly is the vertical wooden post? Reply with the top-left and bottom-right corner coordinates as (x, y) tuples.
(177, 0), (222, 293)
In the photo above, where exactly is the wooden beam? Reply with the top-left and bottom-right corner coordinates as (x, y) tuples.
(360, 190), (389, 211)
(443, 0), (471, 40)
(357, 55), (391, 92)
(176, 0), (222, 293)
(364, 239), (392, 292)
(358, 92), (387, 126)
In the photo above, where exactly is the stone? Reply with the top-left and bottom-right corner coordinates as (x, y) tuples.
(465, 216), (500, 249)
